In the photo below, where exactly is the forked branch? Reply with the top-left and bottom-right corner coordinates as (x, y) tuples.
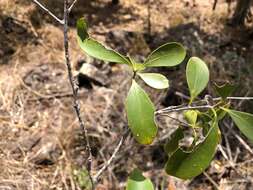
(32, 0), (94, 188)
(63, 0), (94, 188)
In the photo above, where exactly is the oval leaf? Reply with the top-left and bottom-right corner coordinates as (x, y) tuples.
(186, 57), (209, 102)
(77, 18), (130, 65)
(126, 169), (154, 190)
(125, 80), (158, 144)
(145, 42), (186, 67)
(165, 121), (220, 179)
(223, 108), (253, 142)
(184, 110), (198, 125)
(138, 73), (169, 89)
(213, 82), (236, 100)
(164, 127), (184, 157)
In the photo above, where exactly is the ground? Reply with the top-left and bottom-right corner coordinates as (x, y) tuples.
(0, 0), (253, 189)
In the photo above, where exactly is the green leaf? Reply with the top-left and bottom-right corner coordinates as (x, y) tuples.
(145, 42), (186, 67)
(213, 82), (236, 100)
(186, 57), (209, 102)
(165, 121), (220, 179)
(216, 104), (230, 121)
(77, 18), (89, 40)
(184, 110), (198, 125)
(125, 80), (158, 144)
(223, 108), (253, 142)
(138, 73), (169, 89)
(77, 18), (130, 65)
(164, 127), (184, 157)
(126, 169), (154, 190)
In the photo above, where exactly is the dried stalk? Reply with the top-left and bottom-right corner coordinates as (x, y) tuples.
(32, 0), (94, 188)
(63, 0), (94, 188)
(32, 0), (64, 24)
(93, 129), (130, 183)
(156, 96), (253, 114)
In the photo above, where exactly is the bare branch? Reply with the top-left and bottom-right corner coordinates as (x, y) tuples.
(32, 0), (94, 186)
(31, 0), (64, 24)
(156, 96), (253, 114)
(63, 0), (94, 188)
(156, 105), (212, 114)
(175, 91), (191, 100)
(213, 0), (218, 10)
(223, 121), (253, 155)
(68, 0), (78, 13)
(226, 96), (253, 101)
(157, 113), (190, 127)
(234, 132), (253, 155)
(203, 171), (220, 189)
(93, 129), (130, 183)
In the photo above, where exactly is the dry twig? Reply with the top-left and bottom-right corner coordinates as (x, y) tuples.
(31, 0), (64, 24)
(93, 129), (130, 183)
(63, 0), (94, 188)
(156, 96), (253, 114)
(156, 105), (213, 114)
(32, 0), (94, 188)
(68, 0), (79, 13)
(203, 171), (220, 190)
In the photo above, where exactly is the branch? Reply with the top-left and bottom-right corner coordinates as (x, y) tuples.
(212, 0), (218, 10)
(93, 129), (130, 183)
(32, 0), (64, 24)
(226, 96), (253, 100)
(31, 0), (92, 184)
(156, 96), (253, 114)
(63, 0), (94, 188)
(156, 105), (212, 114)
(68, 0), (78, 13)
(157, 113), (190, 127)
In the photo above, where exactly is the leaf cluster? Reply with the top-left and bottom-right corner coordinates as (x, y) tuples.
(77, 18), (253, 188)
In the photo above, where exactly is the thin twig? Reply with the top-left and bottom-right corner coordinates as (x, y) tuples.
(68, 0), (78, 13)
(156, 96), (253, 114)
(213, 0), (218, 10)
(156, 105), (212, 114)
(203, 171), (220, 190)
(158, 113), (190, 127)
(31, 0), (64, 24)
(63, 0), (94, 188)
(218, 145), (229, 160)
(226, 96), (253, 100)
(223, 121), (253, 155)
(175, 91), (191, 100)
(93, 129), (130, 183)
(233, 132), (253, 155)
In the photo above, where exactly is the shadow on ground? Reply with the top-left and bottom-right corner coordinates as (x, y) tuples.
(0, 15), (38, 64)
(30, 0), (139, 28)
